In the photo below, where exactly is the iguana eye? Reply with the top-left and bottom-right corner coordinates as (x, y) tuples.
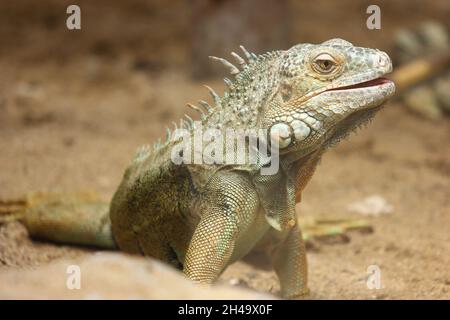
(312, 53), (337, 74)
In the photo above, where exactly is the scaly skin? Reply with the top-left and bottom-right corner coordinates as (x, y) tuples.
(110, 38), (395, 298)
(1, 39), (395, 298)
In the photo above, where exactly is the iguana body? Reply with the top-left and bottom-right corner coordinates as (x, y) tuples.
(1, 39), (395, 298)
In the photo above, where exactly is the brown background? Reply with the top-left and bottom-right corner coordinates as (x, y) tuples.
(0, 0), (449, 299)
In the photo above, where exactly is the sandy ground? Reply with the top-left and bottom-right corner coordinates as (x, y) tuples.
(0, 53), (449, 299)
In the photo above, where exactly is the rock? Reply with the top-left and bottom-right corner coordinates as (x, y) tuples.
(404, 86), (443, 120)
(418, 21), (449, 51)
(0, 252), (274, 299)
(394, 20), (450, 120)
(228, 277), (241, 286)
(347, 195), (393, 217)
(435, 73), (450, 112)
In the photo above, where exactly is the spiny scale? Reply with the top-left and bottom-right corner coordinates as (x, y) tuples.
(138, 45), (276, 156)
(133, 144), (151, 162)
(208, 56), (240, 75)
(231, 52), (245, 66)
(239, 45), (253, 61)
(186, 102), (205, 118)
(198, 100), (213, 115)
(186, 102), (200, 112)
(208, 45), (256, 76)
(203, 85), (221, 107)
(184, 114), (194, 126)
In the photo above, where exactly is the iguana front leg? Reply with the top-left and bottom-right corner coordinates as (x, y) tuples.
(269, 223), (309, 298)
(183, 172), (260, 283)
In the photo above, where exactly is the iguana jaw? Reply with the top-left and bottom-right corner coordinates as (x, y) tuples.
(311, 75), (395, 148)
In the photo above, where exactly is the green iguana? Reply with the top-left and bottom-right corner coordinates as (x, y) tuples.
(0, 39), (395, 298)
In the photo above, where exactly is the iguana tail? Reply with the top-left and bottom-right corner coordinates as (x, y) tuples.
(0, 192), (117, 250)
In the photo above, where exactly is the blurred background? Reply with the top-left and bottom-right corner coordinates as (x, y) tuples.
(0, 0), (449, 299)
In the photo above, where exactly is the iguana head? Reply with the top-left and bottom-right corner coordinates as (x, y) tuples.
(261, 38), (395, 158)
(203, 38), (394, 161)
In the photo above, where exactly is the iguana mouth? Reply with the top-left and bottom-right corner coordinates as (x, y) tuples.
(326, 77), (392, 91)
(297, 76), (394, 105)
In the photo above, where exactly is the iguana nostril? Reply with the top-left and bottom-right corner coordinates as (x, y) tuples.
(270, 123), (292, 148)
(373, 54), (385, 67)
(374, 51), (392, 71)
(382, 51), (393, 72)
